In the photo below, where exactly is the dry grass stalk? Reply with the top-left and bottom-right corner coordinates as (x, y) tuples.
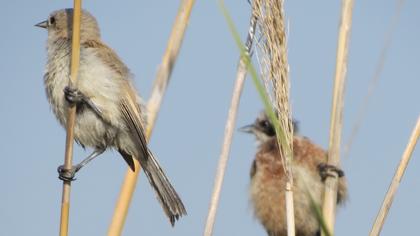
(253, 0), (295, 235)
(59, 1), (81, 236)
(343, 0), (405, 159)
(322, 0), (354, 235)
(107, 1), (196, 235)
(369, 116), (420, 236)
(203, 11), (257, 236)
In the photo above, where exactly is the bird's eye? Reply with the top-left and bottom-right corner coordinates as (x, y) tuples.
(49, 16), (56, 26)
(260, 120), (269, 128)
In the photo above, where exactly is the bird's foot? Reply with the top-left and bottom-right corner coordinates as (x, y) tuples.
(64, 86), (86, 105)
(57, 164), (82, 181)
(64, 86), (102, 116)
(317, 163), (344, 181)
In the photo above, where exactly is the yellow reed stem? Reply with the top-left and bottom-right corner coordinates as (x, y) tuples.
(321, 0), (354, 235)
(59, 1), (82, 236)
(370, 116), (420, 236)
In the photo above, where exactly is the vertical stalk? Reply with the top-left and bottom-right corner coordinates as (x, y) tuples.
(59, 1), (82, 236)
(285, 182), (295, 236)
(321, 0), (354, 235)
(203, 10), (257, 236)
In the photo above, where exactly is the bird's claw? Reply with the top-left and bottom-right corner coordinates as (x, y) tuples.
(57, 165), (79, 181)
(64, 86), (85, 104)
(317, 163), (344, 181)
(63, 86), (102, 116)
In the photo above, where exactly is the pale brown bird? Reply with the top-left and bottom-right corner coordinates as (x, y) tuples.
(240, 112), (347, 236)
(36, 9), (186, 225)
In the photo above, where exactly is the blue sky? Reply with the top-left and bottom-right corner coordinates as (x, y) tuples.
(1, 1), (419, 235)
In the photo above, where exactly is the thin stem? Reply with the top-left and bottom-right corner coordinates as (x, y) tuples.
(59, 1), (82, 236)
(107, 1), (196, 235)
(285, 183), (295, 236)
(369, 116), (420, 236)
(321, 0), (354, 235)
(203, 7), (257, 236)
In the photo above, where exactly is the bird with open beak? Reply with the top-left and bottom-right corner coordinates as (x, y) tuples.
(240, 112), (347, 236)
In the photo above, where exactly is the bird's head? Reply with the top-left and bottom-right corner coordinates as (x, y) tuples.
(240, 112), (275, 143)
(240, 111), (299, 143)
(35, 8), (100, 43)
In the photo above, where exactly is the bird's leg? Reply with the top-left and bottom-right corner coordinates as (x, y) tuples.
(64, 86), (102, 116)
(317, 163), (345, 181)
(57, 148), (106, 181)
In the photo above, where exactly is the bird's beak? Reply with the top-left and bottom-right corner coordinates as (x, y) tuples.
(239, 124), (255, 134)
(35, 20), (48, 29)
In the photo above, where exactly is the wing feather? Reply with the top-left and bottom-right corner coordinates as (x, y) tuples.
(119, 84), (149, 161)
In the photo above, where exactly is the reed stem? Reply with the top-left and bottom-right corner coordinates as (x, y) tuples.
(369, 116), (420, 236)
(59, 1), (82, 236)
(203, 6), (257, 235)
(321, 0), (354, 235)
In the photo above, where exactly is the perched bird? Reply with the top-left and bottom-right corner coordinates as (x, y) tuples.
(36, 9), (186, 225)
(240, 112), (347, 236)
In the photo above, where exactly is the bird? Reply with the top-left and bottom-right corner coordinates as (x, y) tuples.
(240, 112), (347, 236)
(35, 8), (186, 225)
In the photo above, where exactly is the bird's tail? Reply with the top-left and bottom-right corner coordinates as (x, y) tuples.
(142, 149), (187, 225)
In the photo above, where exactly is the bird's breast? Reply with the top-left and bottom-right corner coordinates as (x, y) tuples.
(44, 48), (71, 128)
(44, 46), (118, 148)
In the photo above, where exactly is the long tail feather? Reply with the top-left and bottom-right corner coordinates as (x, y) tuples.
(141, 149), (187, 225)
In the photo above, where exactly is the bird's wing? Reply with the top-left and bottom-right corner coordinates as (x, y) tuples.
(77, 40), (131, 124)
(83, 40), (149, 160)
(119, 82), (149, 161)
